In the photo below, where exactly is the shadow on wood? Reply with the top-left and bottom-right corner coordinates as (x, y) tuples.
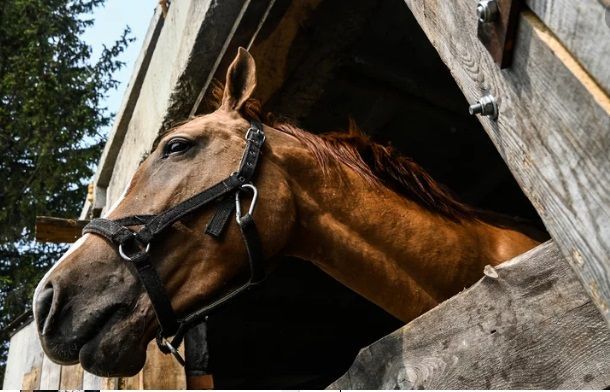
(330, 241), (610, 389)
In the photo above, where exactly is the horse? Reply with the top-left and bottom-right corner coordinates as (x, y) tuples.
(33, 47), (545, 377)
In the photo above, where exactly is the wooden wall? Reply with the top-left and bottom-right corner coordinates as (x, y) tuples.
(400, 0), (610, 324)
(331, 241), (610, 389)
(2, 323), (43, 390)
(5, 0), (255, 389)
(5, 0), (608, 389)
(329, 1), (610, 386)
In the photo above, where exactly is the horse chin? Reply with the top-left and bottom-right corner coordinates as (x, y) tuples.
(78, 313), (148, 377)
(80, 335), (146, 377)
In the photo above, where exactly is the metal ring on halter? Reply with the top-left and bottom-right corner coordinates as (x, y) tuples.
(157, 336), (185, 366)
(118, 234), (151, 261)
(235, 184), (258, 224)
(246, 126), (265, 144)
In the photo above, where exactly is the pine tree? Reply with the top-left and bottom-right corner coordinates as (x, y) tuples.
(0, 0), (132, 381)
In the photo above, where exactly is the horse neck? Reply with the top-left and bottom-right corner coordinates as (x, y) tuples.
(271, 135), (539, 322)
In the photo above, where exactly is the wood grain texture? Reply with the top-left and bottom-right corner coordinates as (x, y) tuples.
(59, 364), (83, 389)
(39, 354), (61, 389)
(141, 340), (186, 389)
(119, 372), (142, 390)
(35, 216), (88, 243)
(105, 0), (247, 208)
(21, 366), (40, 391)
(330, 241), (610, 389)
(91, 5), (163, 216)
(401, 0), (610, 324)
(2, 323), (43, 389)
(526, 0), (610, 95)
(82, 370), (104, 390)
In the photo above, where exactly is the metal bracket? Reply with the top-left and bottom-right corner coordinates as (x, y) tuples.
(476, 0), (523, 68)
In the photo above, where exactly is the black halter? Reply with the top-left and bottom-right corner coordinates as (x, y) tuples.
(82, 121), (266, 365)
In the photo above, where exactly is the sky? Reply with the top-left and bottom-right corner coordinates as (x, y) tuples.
(81, 0), (158, 128)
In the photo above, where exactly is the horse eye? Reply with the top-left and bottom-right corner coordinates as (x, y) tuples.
(163, 138), (192, 158)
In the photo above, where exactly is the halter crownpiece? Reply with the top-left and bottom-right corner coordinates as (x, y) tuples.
(82, 120), (266, 365)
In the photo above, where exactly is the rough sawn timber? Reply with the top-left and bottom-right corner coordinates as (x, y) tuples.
(35, 216), (88, 243)
(330, 241), (610, 389)
(526, 0), (610, 95)
(401, 1), (610, 324)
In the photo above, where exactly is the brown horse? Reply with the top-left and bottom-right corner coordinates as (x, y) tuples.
(33, 48), (544, 376)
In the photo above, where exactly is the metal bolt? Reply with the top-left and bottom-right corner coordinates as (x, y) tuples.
(469, 94), (498, 120)
(477, 0), (499, 23)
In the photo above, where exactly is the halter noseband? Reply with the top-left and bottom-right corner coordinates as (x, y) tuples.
(82, 121), (266, 365)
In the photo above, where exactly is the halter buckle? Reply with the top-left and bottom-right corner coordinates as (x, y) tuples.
(118, 233), (151, 261)
(246, 126), (265, 144)
(235, 184), (258, 224)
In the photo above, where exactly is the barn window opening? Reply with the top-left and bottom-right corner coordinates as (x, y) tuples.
(194, 0), (547, 388)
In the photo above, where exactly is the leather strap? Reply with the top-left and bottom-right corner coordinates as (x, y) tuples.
(165, 212), (265, 351)
(131, 253), (180, 336)
(204, 196), (235, 238)
(81, 121), (267, 364)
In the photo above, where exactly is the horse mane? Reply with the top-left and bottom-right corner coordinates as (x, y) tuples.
(206, 82), (476, 221)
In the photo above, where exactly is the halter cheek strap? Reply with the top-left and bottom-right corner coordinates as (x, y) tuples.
(82, 121), (266, 365)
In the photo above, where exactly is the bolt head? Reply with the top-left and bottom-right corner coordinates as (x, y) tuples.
(476, 4), (485, 20)
(469, 94), (498, 120)
(477, 0), (498, 23)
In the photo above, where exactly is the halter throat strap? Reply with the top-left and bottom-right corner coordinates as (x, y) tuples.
(82, 121), (266, 364)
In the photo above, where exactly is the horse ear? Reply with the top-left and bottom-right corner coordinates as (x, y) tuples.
(221, 47), (257, 111)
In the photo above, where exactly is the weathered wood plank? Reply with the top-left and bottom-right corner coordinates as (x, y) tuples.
(91, 4), (163, 216)
(331, 241), (610, 389)
(402, 1), (610, 324)
(190, 0), (278, 116)
(119, 372), (142, 389)
(141, 340), (186, 389)
(104, 0), (249, 208)
(35, 216), (88, 243)
(21, 366), (40, 391)
(526, 0), (610, 95)
(100, 375), (119, 389)
(39, 354), (61, 389)
(59, 364), (83, 389)
(2, 322), (44, 389)
(82, 370), (103, 390)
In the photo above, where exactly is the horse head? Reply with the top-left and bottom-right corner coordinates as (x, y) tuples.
(33, 47), (545, 378)
(33, 48), (297, 376)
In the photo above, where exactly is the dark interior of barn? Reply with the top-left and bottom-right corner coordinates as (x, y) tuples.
(192, 0), (546, 388)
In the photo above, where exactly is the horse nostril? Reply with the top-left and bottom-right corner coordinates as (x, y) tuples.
(35, 284), (56, 336)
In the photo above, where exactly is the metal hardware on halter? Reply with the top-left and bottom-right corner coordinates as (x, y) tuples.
(246, 125), (265, 144)
(235, 184), (258, 224)
(118, 233), (151, 261)
(81, 120), (266, 368)
(156, 335), (185, 366)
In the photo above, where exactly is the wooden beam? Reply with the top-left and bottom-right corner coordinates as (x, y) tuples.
(21, 366), (40, 391)
(2, 323), (44, 390)
(35, 216), (88, 244)
(331, 241), (610, 389)
(402, 0), (610, 325)
(526, 0), (610, 95)
(39, 355), (61, 390)
(59, 364), (83, 390)
(101, 0), (250, 208)
(90, 5), (163, 217)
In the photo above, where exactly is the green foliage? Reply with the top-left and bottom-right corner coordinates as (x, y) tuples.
(0, 0), (132, 382)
